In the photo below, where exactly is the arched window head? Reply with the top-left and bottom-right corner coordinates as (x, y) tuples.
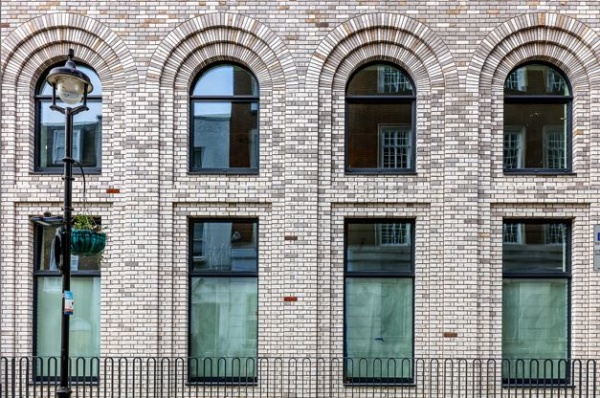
(503, 63), (572, 172)
(190, 64), (259, 172)
(346, 63), (416, 173)
(36, 64), (102, 172)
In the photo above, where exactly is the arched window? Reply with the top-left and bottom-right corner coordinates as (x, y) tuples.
(35, 64), (102, 172)
(503, 63), (572, 172)
(346, 63), (416, 173)
(190, 64), (259, 172)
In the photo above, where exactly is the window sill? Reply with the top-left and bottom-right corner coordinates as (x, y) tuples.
(344, 378), (415, 387)
(188, 169), (259, 175)
(503, 170), (576, 176)
(502, 381), (573, 389)
(187, 378), (257, 386)
(345, 169), (418, 175)
(31, 169), (102, 175)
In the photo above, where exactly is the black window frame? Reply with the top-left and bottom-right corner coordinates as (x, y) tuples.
(187, 218), (259, 384)
(345, 62), (417, 175)
(34, 62), (103, 174)
(189, 62), (260, 175)
(343, 218), (416, 385)
(501, 219), (572, 387)
(503, 62), (573, 174)
(32, 221), (102, 383)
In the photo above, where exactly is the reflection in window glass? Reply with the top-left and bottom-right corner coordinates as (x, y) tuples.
(36, 65), (102, 171)
(503, 64), (571, 172)
(345, 220), (414, 382)
(502, 222), (567, 273)
(502, 220), (570, 382)
(189, 219), (258, 381)
(346, 64), (416, 172)
(190, 65), (259, 172)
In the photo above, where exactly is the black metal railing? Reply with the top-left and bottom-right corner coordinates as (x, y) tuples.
(1, 357), (598, 397)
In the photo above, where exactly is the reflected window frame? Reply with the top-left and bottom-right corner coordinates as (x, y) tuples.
(502, 219), (571, 275)
(503, 62), (573, 174)
(189, 62), (260, 174)
(34, 62), (103, 173)
(345, 62), (417, 174)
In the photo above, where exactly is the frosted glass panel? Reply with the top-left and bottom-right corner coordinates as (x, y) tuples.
(346, 278), (413, 379)
(503, 279), (568, 379)
(36, 277), (100, 377)
(190, 277), (257, 378)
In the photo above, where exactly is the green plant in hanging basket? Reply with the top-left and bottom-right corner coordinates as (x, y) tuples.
(71, 214), (106, 255)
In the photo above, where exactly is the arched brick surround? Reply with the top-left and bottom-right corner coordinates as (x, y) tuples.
(1, 12), (137, 182)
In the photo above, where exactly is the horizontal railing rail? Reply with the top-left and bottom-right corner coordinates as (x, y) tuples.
(1, 356), (598, 397)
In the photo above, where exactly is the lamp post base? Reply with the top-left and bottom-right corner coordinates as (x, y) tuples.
(56, 386), (72, 398)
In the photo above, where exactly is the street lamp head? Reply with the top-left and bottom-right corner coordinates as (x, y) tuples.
(47, 49), (93, 105)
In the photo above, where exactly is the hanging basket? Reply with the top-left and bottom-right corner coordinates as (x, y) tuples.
(71, 228), (106, 255)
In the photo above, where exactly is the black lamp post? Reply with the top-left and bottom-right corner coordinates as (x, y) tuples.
(46, 49), (93, 398)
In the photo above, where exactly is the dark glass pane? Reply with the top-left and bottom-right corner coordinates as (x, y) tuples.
(189, 277), (257, 378)
(193, 65), (258, 96)
(503, 103), (567, 169)
(39, 65), (102, 96)
(191, 221), (258, 272)
(345, 277), (413, 378)
(346, 222), (412, 273)
(39, 100), (102, 169)
(504, 64), (570, 96)
(37, 224), (102, 272)
(191, 101), (258, 169)
(346, 102), (413, 169)
(36, 276), (100, 377)
(347, 64), (414, 96)
(502, 222), (568, 273)
(502, 279), (568, 379)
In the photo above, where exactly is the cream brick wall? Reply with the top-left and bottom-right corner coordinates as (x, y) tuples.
(2, 1), (600, 362)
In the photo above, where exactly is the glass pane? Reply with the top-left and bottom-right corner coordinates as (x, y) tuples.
(504, 64), (570, 96)
(346, 222), (412, 273)
(191, 101), (258, 169)
(503, 222), (568, 273)
(191, 221), (258, 272)
(36, 277), (101, 377)
(39, 100), (102, 169)
(39, 65), (102, 96)
(503, 103), (567, 169)
(193, 65), (258, 96)
(189, 277), (257, 378)
(347, 103), (413, 169)
(347, 64), (414, 96)
(38, 225), (102, 272)
(346, 278), (413, 379)
(502, 279), (568, 379)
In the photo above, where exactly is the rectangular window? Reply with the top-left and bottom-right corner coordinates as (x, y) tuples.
(378, 124), (412, 169)
(502, 220), (570, 384)
(345, 220), (414, 383)
(546, 69), (566, 93)
(377, 66), (413, 93)
(503, 223), (524, 244)
(504, 68), (527, 92)
(189, 219), (258, 381)
(503, 126), (525, 169)
(543, 125), (567, 169)
(34, 222), (101, 380)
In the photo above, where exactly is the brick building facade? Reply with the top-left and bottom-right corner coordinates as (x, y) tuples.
(2, 1), (600, 396)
